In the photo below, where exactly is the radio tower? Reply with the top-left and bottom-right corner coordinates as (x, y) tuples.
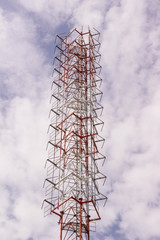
(43, 27), (107, 240)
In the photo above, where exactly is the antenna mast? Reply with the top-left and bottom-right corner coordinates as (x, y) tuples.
(43, 27), (107, 240)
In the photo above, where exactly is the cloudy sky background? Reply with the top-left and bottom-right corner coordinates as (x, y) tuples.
(0, 0), (160, 239)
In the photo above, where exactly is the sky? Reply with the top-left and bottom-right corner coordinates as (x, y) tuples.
(0, 0), (160, 239)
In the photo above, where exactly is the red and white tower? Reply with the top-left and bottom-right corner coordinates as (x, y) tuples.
(43, 27), (107, 240)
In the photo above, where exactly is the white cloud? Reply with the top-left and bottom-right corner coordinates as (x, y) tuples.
(70, 0), (107, 29)
(93, 0), (160, 239)
(0, 6), (55, 239)
(0, 95), (59, 239)
(16, 0), (80, 27)
(0, 8), (49, 98)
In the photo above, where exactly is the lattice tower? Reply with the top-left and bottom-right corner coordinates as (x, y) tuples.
(42, 27), (107, 240)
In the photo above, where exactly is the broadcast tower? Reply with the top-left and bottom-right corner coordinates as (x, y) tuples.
(43, 27), (107, 240)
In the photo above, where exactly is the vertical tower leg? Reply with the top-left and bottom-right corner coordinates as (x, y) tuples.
(79, 198), (82, 240)
(60, 211), (63, 240)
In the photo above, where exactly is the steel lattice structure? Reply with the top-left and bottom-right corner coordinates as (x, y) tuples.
(43, 27), (107, 240)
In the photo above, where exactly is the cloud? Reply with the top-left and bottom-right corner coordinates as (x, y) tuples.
(96, 1), (160, 239)
(0, 8), (50, 99)
(0, 96), (56, 239)
(0, 5), (56, 240)
(69, 0), (107, 29)
(16, 0), (80, 28)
